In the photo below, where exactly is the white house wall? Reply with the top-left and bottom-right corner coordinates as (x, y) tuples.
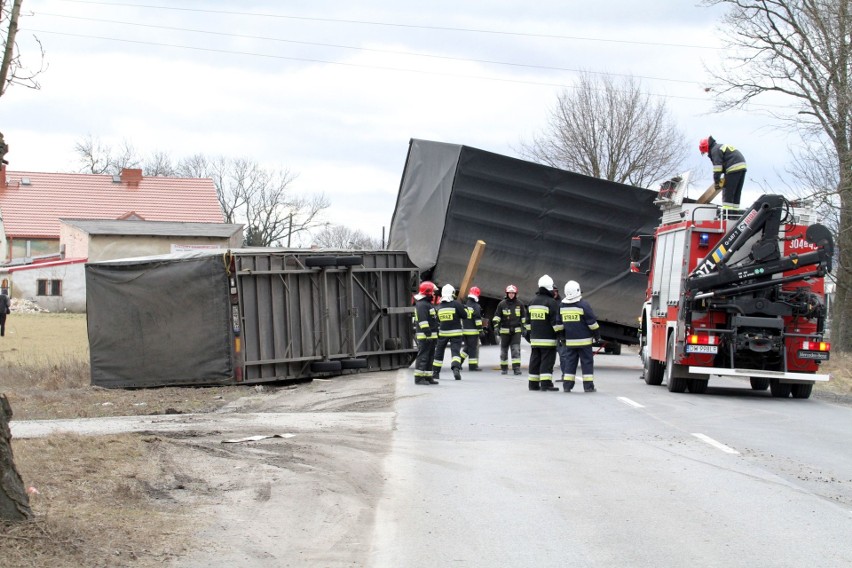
(6, 262), (87, 312)
(88, 235), (233, 263)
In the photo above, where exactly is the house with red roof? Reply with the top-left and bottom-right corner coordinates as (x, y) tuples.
(0, 166), (226, 262)
(0, 165), (242, 312)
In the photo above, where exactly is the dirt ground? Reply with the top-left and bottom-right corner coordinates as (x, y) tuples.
(5, 371), (401, 568)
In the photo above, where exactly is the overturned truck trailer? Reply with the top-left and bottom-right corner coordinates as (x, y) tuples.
(388, 138), (663, 347)
(86, 249), (418, 388)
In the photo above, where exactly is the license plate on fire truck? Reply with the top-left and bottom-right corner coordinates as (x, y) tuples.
(798, 350), (829, 361)
(685, 345), (718, 354)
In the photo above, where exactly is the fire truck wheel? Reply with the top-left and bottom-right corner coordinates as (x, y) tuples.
(790, 383), (813, 399)
(643, 352), (664, 385)
(749, 377), (770, 391)
(665, 336), (687, 393)
(686, 379), (708, 394)
(769, 380), (792, 398)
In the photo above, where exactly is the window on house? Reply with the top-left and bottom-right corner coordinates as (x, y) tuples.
(36, 279), (63, 297)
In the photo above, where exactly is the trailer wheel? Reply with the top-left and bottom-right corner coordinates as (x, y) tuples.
(769, 380), (792, 398)
(790, 383), (813, 399)
(665, 336), (687, 393)
(335, 255), (363, 267)
(686, 379), (708, 394)
(643, 351), (664, 385)
(305, 256), (337, 267)
(340, 358), (368, 370)
(310, 360), (342, 373)
(611, 343), (622, 355)
(750, 377), (770, 391)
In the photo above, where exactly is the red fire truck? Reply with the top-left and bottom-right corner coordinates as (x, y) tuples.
(632, 179), (833, 398)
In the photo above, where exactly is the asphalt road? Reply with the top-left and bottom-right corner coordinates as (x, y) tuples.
(369, 344), (852, 568)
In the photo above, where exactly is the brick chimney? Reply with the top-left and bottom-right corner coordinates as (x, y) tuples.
(120, 168), (143, 186)
(0, 164), (5, 189)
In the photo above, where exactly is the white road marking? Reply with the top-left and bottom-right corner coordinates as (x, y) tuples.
(692, 433), (740, 454)
(617, 396), (645, 408)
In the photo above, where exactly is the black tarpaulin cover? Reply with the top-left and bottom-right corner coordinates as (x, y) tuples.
(87, 253), (233, 388)
(388, 139), (662, 329)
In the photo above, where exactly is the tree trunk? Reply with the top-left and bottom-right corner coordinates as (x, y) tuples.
(0, 394), (33, 521)
(831, 151), (852, 353)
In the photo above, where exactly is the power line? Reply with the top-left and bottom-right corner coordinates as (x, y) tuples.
(30, 28), (791, 112)
(35, 12), (705, 86)
(30, 28), (721, 104)
(53, 0), (720, 51)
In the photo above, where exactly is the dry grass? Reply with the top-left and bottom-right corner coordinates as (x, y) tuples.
(0, 314), (248, 567)
(0, 313), (247, 420)
(4, 434), (198, 567)
(817, 351), (852, 397)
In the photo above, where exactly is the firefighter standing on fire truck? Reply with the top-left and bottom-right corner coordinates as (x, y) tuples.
(525, 275), (563, 391)
(432, 284), (468, 381)
(558, 280), (601, 393)
(460, 286), (484, 371)
(493, 284), (527, 375)
(700, 135), (747, 210)
(412, 281), (439, 385)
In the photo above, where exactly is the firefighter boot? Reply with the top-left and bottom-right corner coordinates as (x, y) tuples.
(432, 369), (440, 381)
(540, 380), (558, 391)
(426, 376), (439, 384)
(584, 381), (596, 393)
(501, 366), (508, 375)
(528, 380), (540, 391)
(469, 364), (481, 371)
(563, 380), (575, 392)
(415, 377), (429, 385)
(453, 367), (462, 380)
(513, 367), (522, 376)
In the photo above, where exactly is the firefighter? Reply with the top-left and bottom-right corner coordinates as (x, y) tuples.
(558, 280), (601, 392)
(460, 286), (484, 371)
(432, 284), (467, 380)
(699, 136), (747, 210)
(413, 281), (439, 385)
(525, 275), (563, 391)
(493, 284), (527, 375)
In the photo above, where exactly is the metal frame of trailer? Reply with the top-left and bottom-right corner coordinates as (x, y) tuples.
(86, 249), (417, 388)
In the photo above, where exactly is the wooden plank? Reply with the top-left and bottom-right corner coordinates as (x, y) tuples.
(458, 240), (486, 299)
(697, 183), (721, 205)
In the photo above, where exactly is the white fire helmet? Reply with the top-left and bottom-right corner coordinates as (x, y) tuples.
(441, 284), (456, 301)
(538, 274), (554, 291)
(564, 280), (582, 302)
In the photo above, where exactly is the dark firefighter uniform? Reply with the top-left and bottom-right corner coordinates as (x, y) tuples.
(525, 281), (563, 391)
(493, 287), (527, 375)
(559, 296), (601, 392)
(413, 289), (439, 385)
(706, 136), (747, 209)
(460, 293), (483, 371)
(432, 285), (468, 380)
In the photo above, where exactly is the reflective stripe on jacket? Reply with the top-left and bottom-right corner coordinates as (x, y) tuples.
(493, 298), (526, 334)
(560, 298), (599, 347)
(526, 288), (563, 348)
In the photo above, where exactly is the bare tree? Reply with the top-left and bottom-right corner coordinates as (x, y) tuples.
(702, 0), (852, 350)
(312, 224), (383, 250)
(178, 155), (329, 247)
(73, 137), (330, 247)
(520, 72), (688, 188)
(0, 0), (40, 523)
(1, 0), (46, 97)
(75, 134), (141, 174)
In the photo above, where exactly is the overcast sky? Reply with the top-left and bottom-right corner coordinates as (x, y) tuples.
(3, 1), (801, 243)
